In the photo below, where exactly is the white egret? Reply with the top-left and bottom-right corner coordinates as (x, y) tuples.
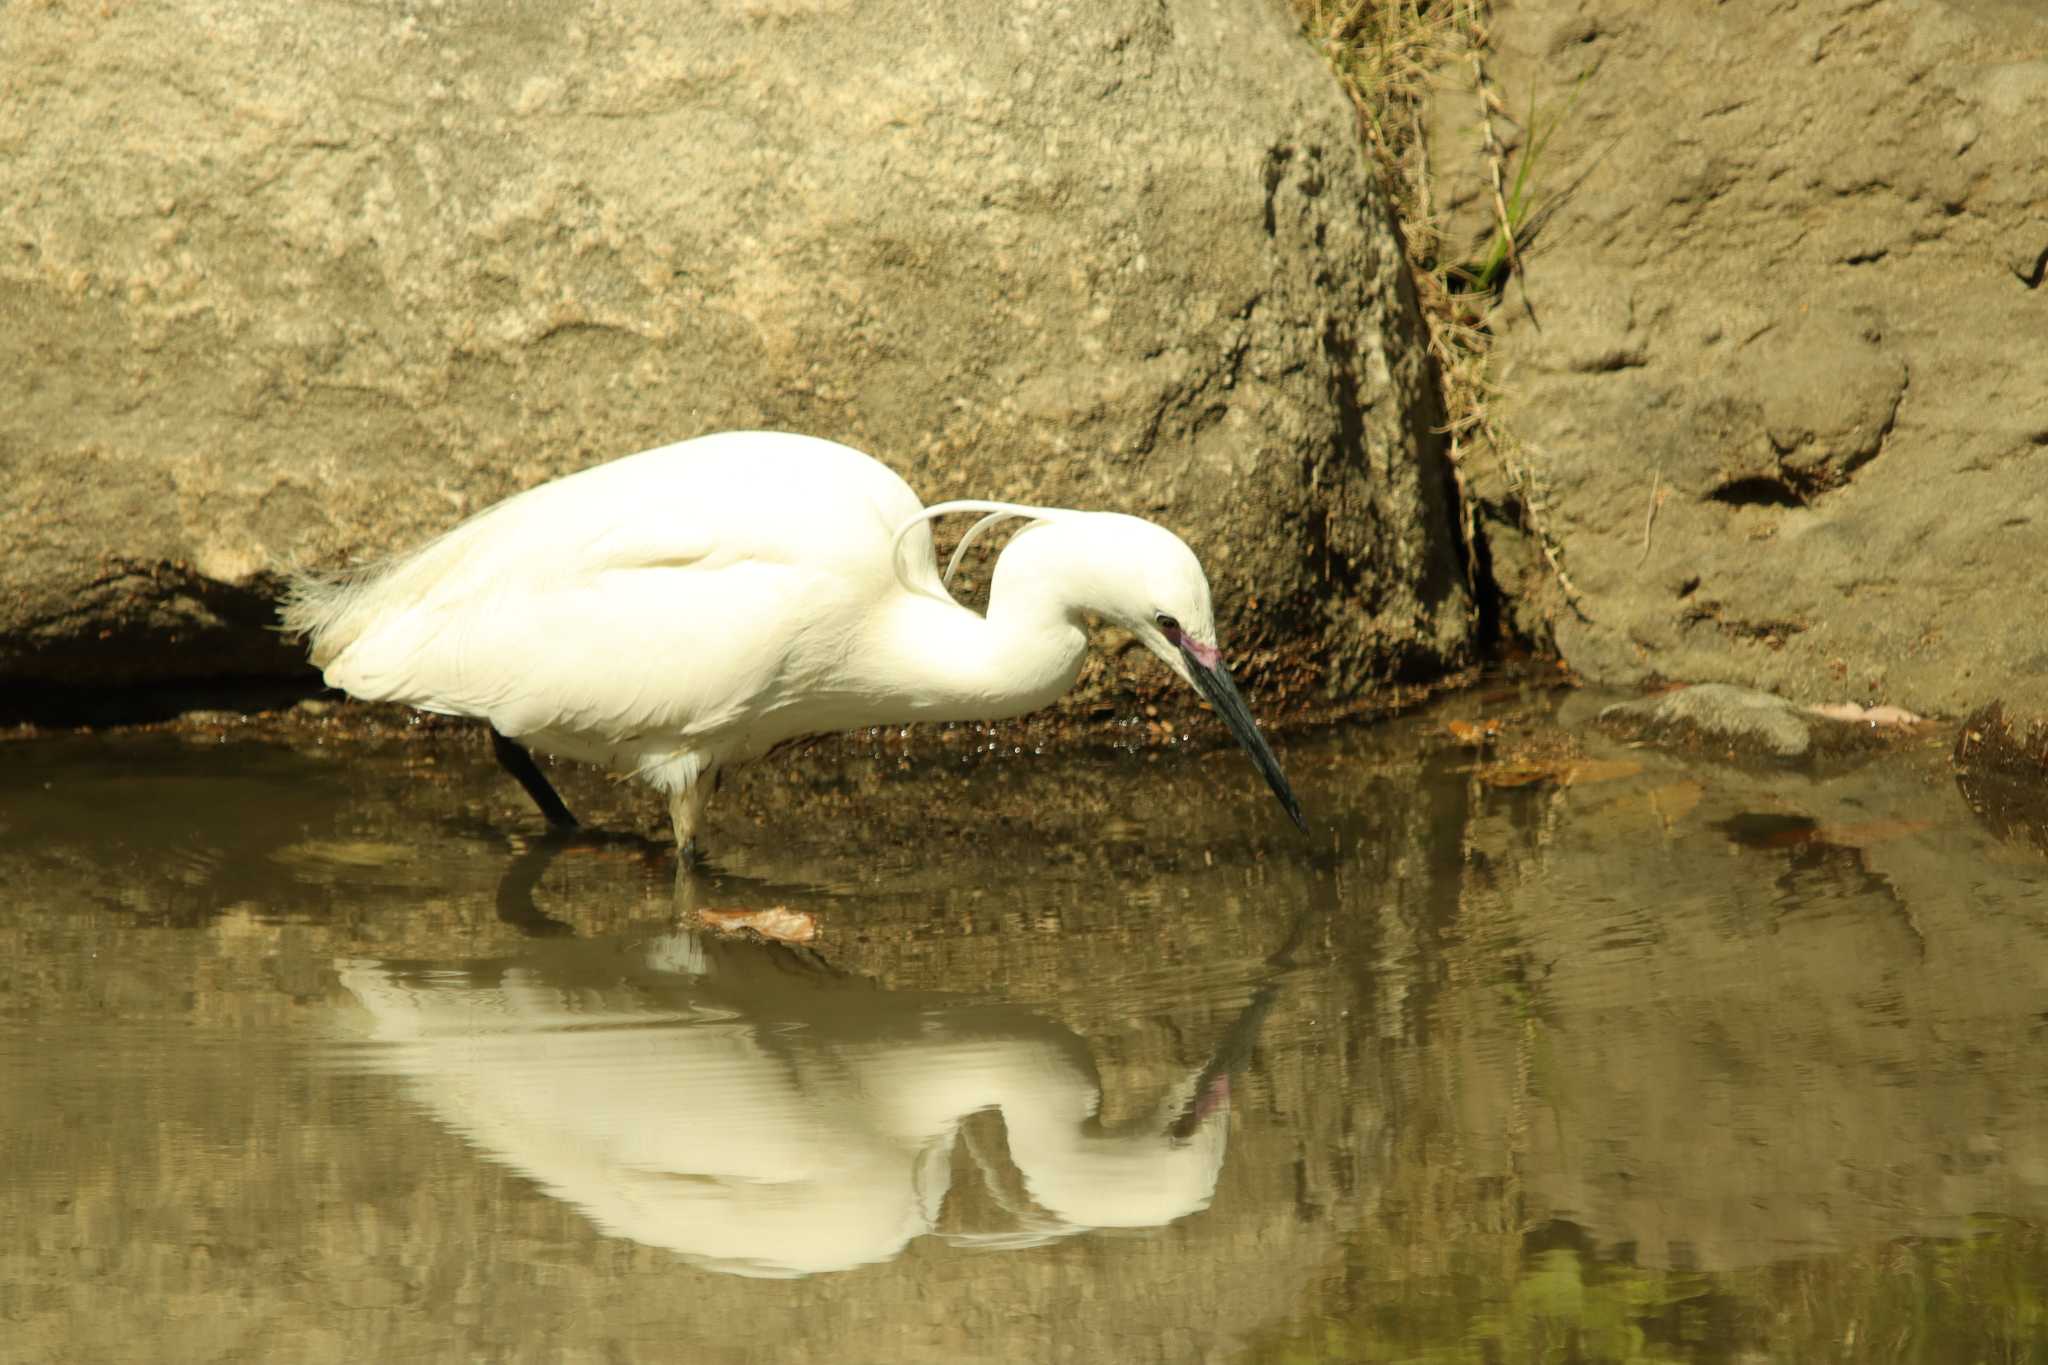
(282, 431), (1302, 854)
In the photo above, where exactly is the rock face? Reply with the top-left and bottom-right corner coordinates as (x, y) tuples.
(0, 0), (1471, 707)
(1440, 0), (2048, 718)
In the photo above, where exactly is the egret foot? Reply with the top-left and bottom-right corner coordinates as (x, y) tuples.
(667, 778), (715, 865)
(490, 727), (579, 831)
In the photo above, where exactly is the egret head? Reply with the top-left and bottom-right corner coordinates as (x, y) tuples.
(897, 501), (1305, 833)
(1060, 513), (1306, 833)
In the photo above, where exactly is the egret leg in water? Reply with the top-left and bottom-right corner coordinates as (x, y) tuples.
(488, 728), (578, 833)
(281, 430), (1304, 853)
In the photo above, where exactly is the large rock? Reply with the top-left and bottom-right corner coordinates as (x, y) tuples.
(0, 0), (1470, 708)
(1440, 0), (2048, 718)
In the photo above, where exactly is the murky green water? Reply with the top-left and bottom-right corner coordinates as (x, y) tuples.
(5, 691), (2048, 1363)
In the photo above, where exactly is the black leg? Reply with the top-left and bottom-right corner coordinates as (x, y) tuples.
(489, 728), (579, 831)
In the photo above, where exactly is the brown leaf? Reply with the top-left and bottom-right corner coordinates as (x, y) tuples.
(1446, 718), (1502, 747)
(1810, 701), (1925, 727)
(697, 906), (819, 944)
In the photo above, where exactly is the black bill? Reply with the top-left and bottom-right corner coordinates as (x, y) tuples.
(1180, 640), (1306, 832)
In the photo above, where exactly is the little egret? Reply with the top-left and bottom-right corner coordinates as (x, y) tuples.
(282, 431), (1303, 854)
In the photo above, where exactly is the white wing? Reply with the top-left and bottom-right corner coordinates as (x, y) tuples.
(310, 432), (938, 746)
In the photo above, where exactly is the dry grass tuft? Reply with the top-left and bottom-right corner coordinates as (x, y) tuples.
(1292, 0), (1590, 623)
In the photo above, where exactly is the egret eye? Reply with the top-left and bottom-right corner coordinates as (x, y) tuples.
(1154, 612), (1181, 634)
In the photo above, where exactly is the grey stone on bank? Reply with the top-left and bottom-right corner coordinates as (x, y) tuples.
(0, 0), (1470, 704)
(1436, 0), (2048, 719)
(1597, 683), (1883, 765)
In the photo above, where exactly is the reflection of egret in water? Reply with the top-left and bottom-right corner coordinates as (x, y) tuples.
(335, 932), (1275, 1278)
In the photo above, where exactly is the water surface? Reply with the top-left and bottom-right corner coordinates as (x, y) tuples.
(4, 693), (2047, 1362)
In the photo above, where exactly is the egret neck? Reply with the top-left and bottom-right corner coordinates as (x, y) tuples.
(862, 585), (1089, 724)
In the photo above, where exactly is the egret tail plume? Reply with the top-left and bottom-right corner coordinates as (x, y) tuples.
(280, 490), (532, 666)
(279, 562), (385, 669)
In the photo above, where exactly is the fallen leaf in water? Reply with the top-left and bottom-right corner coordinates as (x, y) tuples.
(698, 906), (819, 944)
(1446, 718), (1502, 746)
(1810, 701), (1925, 727)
